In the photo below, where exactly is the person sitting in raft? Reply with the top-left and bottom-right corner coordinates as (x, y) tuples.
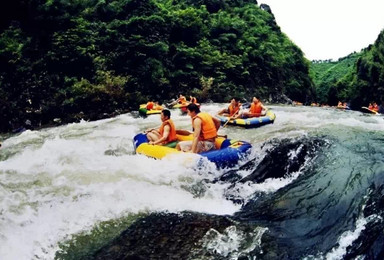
(189, 96), (197, 104)
(234, 97), (268, 118)
(337, 101), (348, 108)
(369, 102), (379, 112)
(176, 103), (221, 154)
(177, 94), (187, 104)
(153, 101), (163, 110)
(168, 94), (187, 106)
(217, 97), (241, 117)
(145, 109), (177, 145)
(146, 101), (155, 110)
(146, 101), (163, 110)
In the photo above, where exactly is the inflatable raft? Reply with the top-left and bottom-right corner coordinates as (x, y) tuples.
(172, 103), (201, 113)
(336, 105), (350, 110)
(216, 110), (276, 128)
(139, 104), (163, 116)
(133, 133), (252, 168)
(361, 106), (379, 115)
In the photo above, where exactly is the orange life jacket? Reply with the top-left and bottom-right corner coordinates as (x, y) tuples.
(192, 112), (217, 141)
(159, 119), (177, 143)
(228, 103), (241, 116)
(250, 102), (262, 115)
(178, 96), (187, 104)
(154, 105), (163, 110)
(146, 102), (154, 110)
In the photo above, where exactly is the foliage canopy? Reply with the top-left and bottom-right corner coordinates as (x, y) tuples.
(0, 0), (313, 132)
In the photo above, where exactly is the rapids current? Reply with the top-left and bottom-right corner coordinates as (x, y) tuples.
(0, 104), (384, 259)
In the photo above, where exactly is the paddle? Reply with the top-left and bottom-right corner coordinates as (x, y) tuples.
(222, 109), (240, 128)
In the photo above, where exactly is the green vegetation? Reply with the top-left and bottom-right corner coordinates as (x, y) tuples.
(0, 0), (314, 132)
(338, 30), (384, 108)
(311, 29), (384, 108)
(310, 53), (362, 105)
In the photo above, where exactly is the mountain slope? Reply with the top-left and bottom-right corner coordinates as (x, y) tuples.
(0, 0), (314, 132)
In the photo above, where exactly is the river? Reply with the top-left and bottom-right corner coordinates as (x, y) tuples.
(0, 104), (383, 259)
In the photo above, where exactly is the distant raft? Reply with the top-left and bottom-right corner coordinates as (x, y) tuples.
(139, 104), (163, 116)
(216, 110), (276, 128)
(336, 105), (350, 110)
(361, 106), (379, 115)
(133, 133), (252, 168)
(172, 103), (201, 113)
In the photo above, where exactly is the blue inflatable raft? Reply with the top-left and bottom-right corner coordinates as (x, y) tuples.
(133, 133), (252, 168)
(216, 110), (276, 128)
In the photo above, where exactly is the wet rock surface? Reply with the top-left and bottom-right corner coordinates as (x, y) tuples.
(92, 212), (235, 260)
(219, 136), (328, 186)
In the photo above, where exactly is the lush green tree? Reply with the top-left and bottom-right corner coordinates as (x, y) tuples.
(0, 0), (314, 132)
(312, 29), (384, 109)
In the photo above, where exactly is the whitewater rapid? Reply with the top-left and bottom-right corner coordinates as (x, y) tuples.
(0, 104), (383, 259)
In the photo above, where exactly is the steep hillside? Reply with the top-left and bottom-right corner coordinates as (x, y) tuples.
(0, 0), (314, 132)
(343, 29), (384, 108)
(310, 53), (362, 105)
(311, 29), (384, 108)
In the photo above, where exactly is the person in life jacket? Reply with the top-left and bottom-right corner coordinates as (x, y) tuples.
(177, 94), (187, 104)
(153, 101), (163, 110)
(146, 101), (163, 110)
(145, 109), (177, 145)
(146, 101), (154, 110)
(189, 96), (197, 104)
(337, 101), (348, 109)
(218, 97), (241, 117)
(235, 97), (268, 118)
(370, 102), (379, 112)
(176, 103), (221, 153)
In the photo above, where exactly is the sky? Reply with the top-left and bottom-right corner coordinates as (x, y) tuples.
(259, 0), (384, 60)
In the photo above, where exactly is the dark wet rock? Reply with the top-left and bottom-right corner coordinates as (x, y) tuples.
(90, 210), (303, 260)
(92, 212), (235, 260)
(217, 170), (243, 183)
(219, 137), (329, 186)
(240, 137), (328, 184)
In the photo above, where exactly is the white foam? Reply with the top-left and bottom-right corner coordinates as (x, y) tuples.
(202, 225), (268, 258)
(0, 104), (382, 259)
(324, 215), (379, 260)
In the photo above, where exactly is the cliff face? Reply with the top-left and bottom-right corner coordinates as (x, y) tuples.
(0, 0), (313, 132)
